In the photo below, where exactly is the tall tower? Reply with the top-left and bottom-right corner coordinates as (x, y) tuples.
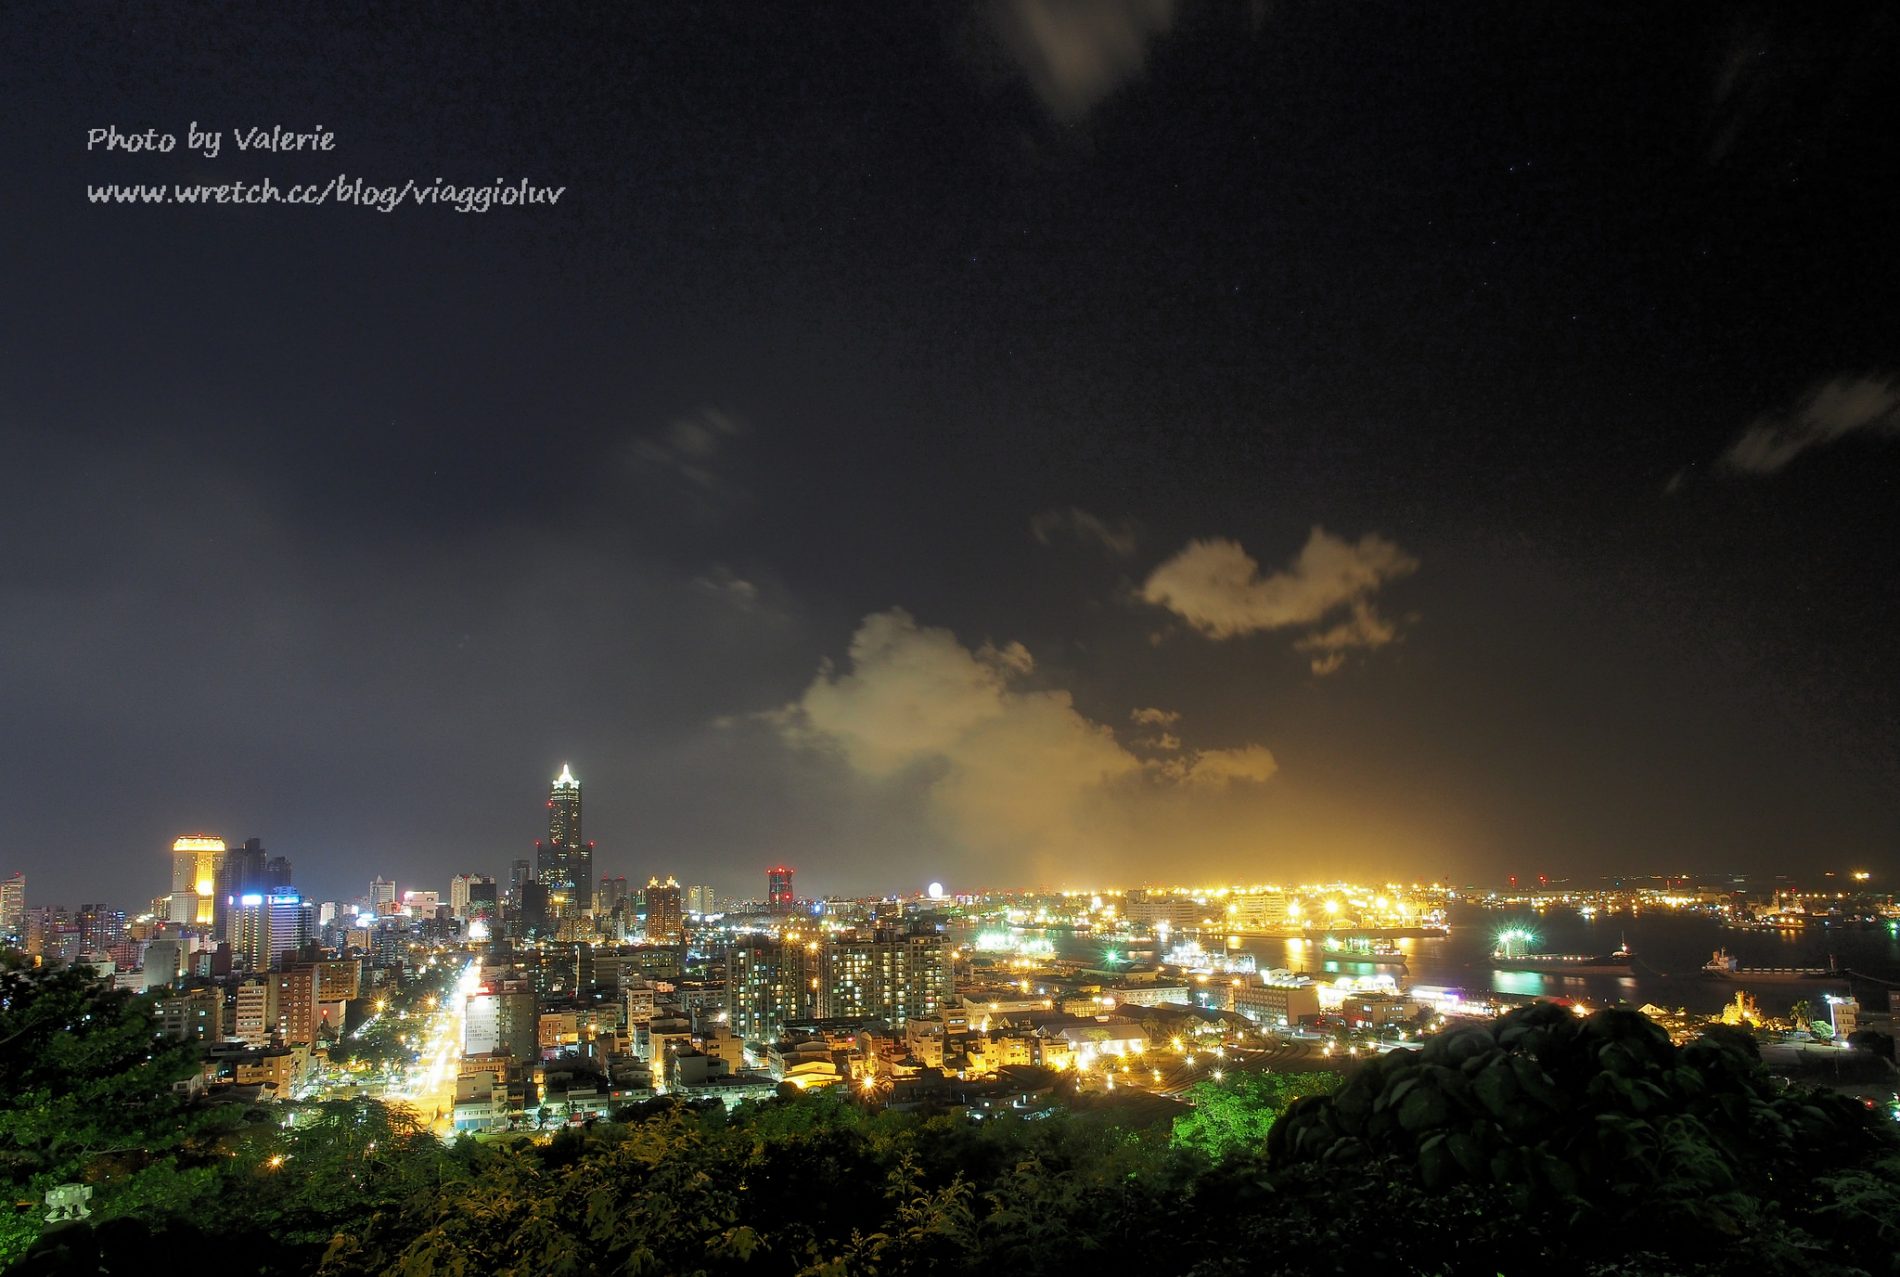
(536, 763), (594, 915)
(767, 865), (795, 913)
(170, 836), (227, 927)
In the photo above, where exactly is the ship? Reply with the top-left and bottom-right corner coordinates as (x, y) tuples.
(1489, 929), (1635, 976)
(1320, 935), (1409, 972)
(1700, 949), (1847, 984)
(1163, 939), (1257, 976)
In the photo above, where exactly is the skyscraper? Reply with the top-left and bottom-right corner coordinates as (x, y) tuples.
(229, 891), (312, 973)
(535, 763), (594, 916)
(170, 835), (226, 926)
(466, 879), (499, 925)
(767, 865), (795, 913)
(645, 876), (682, 942)
(214, 838), (284, 935)
(597, 875), (630, 913)
(518, 882), (551, 937)
(369, 877), (397, 913)
(450, 873), (495, 921)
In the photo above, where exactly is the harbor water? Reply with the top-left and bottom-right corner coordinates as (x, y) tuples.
(967, 906), (1900, 1017)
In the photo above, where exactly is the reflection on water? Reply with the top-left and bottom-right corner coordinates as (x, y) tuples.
(971, 908), (1900, 1016)
(1489, 970), (1547, 999)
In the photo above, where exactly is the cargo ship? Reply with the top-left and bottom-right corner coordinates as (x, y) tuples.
(1700, 949), (1847, 984)
(1489, 929), (1635, 976)
(1320, 936), (1409, 972)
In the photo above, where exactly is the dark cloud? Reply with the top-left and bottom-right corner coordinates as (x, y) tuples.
(1030, 507), (1139, 557)
(3, 4), (1897, 906)
(1719, 376), (1900, 475)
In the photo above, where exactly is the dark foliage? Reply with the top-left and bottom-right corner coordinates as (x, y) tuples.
(9, 987), (1900, 1276)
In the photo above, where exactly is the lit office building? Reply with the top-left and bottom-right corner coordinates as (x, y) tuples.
(449, 874), (477, 919)
(369, 878), (397, 913)
(228, 891), (313, 973)
(169, 835), (227, 926)
(535, 764), (595, 916)
(645, 876), (683, 941)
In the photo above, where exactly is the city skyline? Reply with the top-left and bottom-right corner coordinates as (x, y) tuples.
(6, 756), (1898, 914)
(5, 5), (1897, 910)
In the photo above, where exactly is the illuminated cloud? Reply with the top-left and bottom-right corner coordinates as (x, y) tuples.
(1129, 706), (1182, 750)
(692, 567), (760, 611)
(1156, 744), (1278, 788)
(991, 0), (1176, 122)
(1031, 506), (1138, 557)
(1141, 528), (1418, 642)
(1719, 375), (1900, 474)
(775, 609), (1276, 870)
(1294, 600), (1400, 677)
(629, 407), (746, 491)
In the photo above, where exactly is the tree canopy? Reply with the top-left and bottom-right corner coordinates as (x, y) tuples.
(8, 978), (1900, 1276)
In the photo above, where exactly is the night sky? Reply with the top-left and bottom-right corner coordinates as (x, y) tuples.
(5, 2), (1897, 907)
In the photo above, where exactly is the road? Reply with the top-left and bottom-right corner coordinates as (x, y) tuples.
(388, 957), (482, 1134)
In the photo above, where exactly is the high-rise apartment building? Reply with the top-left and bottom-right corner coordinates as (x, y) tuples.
(276, 958), (360, 1045)
(684, 883), (716, 917)
(724, 926), (951, 1039)
(535, 764), (594, 916)
(815, 928), (952, 1026)
(767, 865), (795, 912)
(76, 903), (127, 952)
(464, 984), (538, 1059)
(154, 987), (225, 1042)
(725, 937), (814, 1042)
(234, 978), (279, 1048)
(645, 876), (683, 941)
(1, 873), (26, 943)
